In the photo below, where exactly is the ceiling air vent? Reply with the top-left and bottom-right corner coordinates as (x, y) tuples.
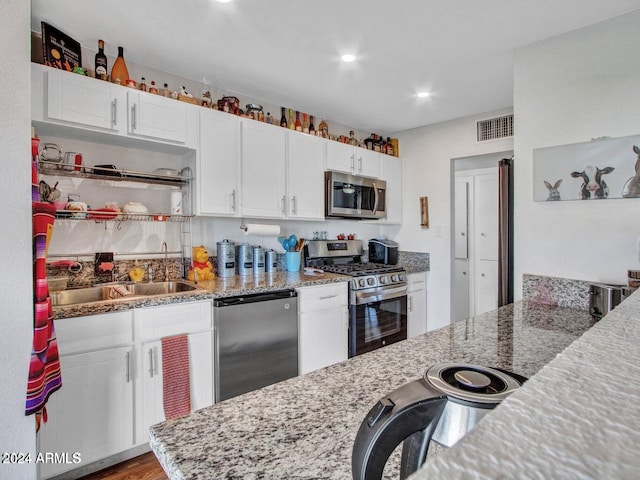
(476, 114), (513, 142)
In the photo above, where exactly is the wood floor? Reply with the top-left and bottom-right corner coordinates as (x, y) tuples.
(79, 453), (168, 480)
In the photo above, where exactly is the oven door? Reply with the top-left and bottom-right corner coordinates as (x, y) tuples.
(349, 288), (407, 357)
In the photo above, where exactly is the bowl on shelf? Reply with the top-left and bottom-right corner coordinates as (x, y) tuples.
(88, 208), (119, 220)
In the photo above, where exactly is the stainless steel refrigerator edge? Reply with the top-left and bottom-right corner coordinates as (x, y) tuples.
(213, 290), (299, 402)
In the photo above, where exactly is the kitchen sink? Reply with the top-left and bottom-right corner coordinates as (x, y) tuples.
(50, 280), (200, 307)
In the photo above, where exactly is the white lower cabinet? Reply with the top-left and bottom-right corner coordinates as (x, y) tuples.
(297, 283), (349, 374)
(38, 301), (213, 479)
(407, 272), (428, 336)
(38, 312), (135, 479)
(475, 259), (499, 315)
(134, 301), (214, 445)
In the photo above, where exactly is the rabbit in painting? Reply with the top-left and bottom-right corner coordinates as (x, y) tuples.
(622, 145), (640, 198)
(544, 179), (562, 201)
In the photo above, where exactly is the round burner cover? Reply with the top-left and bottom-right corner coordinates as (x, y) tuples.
(425, 363), (522, 405)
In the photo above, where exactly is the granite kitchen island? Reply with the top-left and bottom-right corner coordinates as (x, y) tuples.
(149, 299), (598, 480)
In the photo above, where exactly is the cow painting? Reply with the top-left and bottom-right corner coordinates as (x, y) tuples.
(570, 166), (615, 199)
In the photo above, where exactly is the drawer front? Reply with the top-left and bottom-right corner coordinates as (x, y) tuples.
(297, 283), (348, 313)
(54, 311), (133, 355)
(407, 272), (427, 292)
(136, 301), (212, 341)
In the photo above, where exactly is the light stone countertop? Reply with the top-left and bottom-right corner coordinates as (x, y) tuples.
(413, 289), (640, 480)
(149, 300), (594, 480)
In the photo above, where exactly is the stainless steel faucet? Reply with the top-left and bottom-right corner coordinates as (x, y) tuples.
(147, 264), (153, 283)
(162, 242), (169, 280)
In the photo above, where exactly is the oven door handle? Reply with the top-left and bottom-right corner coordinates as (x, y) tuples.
(353, 285), (407, 305)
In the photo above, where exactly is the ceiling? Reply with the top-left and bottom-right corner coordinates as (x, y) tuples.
(31, 0), (640, 134)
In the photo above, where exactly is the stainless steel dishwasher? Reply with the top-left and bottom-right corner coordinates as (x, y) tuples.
(213, 289), (298, 401)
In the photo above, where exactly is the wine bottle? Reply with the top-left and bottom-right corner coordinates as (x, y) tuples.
(385, 137), (394, 156)
(302, 113), (309, 134)
(110, 46), (129, 85)
(280, 107), (287, 128)
(295, 111), (302, 132)
(95, 39), (108, 81)
(289, 109), (295, 130)
(309, 115), (316, 135)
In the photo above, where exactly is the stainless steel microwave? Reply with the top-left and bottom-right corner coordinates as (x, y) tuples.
(325, 171), (387, 220)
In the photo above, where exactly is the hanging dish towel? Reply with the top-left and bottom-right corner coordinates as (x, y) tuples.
(161, 335), (191, 419)
(26, 202), (62, 430)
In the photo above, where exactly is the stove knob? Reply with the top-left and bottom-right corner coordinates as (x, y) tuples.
(358, 279), (366, 287)
(391, 274), (398, 282)
(399, 273), (406, 282)
(379, 276), (388, 284)
(367, 277), (375, 286)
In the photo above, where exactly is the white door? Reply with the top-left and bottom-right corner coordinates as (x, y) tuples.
(356, 148), (380, 178)
(38, 347), (134, 478)
(46, 68), (124, 132)
(454, 258), (470, 322)
(197, 109), (240, 216)
(241, 120), (286, 218)
(138, 331), (213, 445)
(407, 272), (428, 336)
(127, 91), (187, 144)
(475, 174), (498, 261)
(299, 307), (348, 374)
(287, 131), (325, 220)
(325, 141), (355, 174)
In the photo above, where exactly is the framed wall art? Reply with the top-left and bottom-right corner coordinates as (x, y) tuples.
(533, 134), (640, 202)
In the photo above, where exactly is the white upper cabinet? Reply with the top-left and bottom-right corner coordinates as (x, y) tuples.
(326, 141), (380, 178)
(197, 109), (240, 216)
(475, 173), (498, 261)
(42, 66), (125, 133)
(241, 120), (287, 218)
(379, 155), (403, 224)
(126, 90), (187, 144)
(286, 130), (325, 220)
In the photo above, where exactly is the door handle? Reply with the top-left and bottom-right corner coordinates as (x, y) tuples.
(319, 294), (337, 300)
(131, 103), (136, 130)
(409, 296), (413, 312)
(111, 98), (117, 127)
(125, 351), (131, 383)
(358, 156), (363, 173)
(148, 348), (155, 378)
(350, 154), (355, 174)
(231, 189), (236, 212)
(281, 196), (286, 214)
(291, 195), (297, 215)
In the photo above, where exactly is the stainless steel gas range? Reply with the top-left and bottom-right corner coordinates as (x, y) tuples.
(304, 240), (408, 357)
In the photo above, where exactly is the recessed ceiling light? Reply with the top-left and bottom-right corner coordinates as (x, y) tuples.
(417, 91), (431, 98)
(215, 0), (232, 3)
(341, 53), (357, 63)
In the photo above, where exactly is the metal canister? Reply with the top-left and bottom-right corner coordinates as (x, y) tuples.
(216, 240), (236, 278)
(265, 249), (278, 273)
(237, 243), (253, 276)
(252, 246), (265, 275)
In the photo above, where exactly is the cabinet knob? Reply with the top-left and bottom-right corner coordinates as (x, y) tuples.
(462, 271), (467, 275)
(461, 232), (465, 236)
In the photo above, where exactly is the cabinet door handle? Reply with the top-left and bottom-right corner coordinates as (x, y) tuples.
(125, 351), (131, 383)
(350, 154), (355, 174)
(111, 98), (117, 127)
(408, 297), (413, 312)
(319, 294), (337, 300)
(291, 195), (297, 215)
(148, 348), (155, 378)
(281, 196), (286, 214)
(231, 189), (236, 212)
(131, 103), (136, 130)
(358, 156), (363, 173)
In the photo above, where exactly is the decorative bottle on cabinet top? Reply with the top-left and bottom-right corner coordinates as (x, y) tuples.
(110, 46), (129, 85)
(95, 39), (108, 81)
(280, 107), (287, 128)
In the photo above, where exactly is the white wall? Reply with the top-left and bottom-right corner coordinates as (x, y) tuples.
(384, 109), (513, 330)
(0, 2), (38, 479)
(513, 10), (640, 296)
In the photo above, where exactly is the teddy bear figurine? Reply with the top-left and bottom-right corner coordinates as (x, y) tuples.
(188, 245), (215, 282)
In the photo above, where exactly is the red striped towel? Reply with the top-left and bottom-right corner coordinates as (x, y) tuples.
(161, 335), (191, 419)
